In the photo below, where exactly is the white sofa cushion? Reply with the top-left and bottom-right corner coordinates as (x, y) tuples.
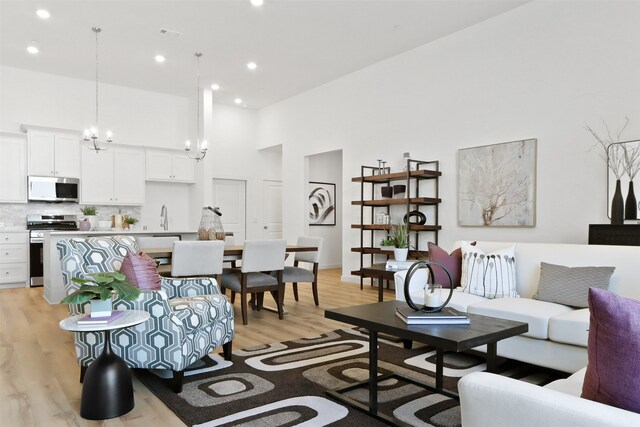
(467, 298), (573, 339)
(545, 367), (586, 396)
(460, 242), (518, 299)
(549, 308), (590, 347)
(448, 290), (489, 313)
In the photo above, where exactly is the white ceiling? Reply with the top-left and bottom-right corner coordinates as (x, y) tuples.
(0, 0), (530, 108)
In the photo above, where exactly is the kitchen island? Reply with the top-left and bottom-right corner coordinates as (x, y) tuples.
(43, 229), (197, 304)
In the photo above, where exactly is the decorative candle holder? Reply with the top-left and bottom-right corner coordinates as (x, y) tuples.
(403, 261), (453, 312)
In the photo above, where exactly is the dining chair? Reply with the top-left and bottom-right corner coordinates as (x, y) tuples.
(171, 240), (225, 282)
(282, 236), (323, 306)
(220, 239), (286, 325)
(222, 233), (241, 271)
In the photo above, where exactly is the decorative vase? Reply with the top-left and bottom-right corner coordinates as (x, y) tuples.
(611, 180), (624, 225)
(625, 181), (637, 220)
(381, 186), (393, 198)
(197, 207), (225, 240)
(394, 247), (408, 262)
(79, 219), (91, 231)
(90, 297), (113, 318)
(85, 215), (97, 230)
(393, 184), (406, 199)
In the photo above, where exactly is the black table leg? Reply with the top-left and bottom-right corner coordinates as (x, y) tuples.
(486, 342), (497, 373)
(80, 330), (134, 420)
(369, 330), (378, 414)
(435, 348), (444, 392)
(377, 276), (383, 302)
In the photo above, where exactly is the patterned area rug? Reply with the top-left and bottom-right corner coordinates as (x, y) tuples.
(135, 328), (566, 426)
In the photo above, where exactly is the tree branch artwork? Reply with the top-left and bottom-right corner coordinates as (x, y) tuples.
(458, 139), (536, 227)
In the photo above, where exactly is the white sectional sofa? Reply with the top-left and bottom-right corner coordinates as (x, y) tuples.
(394, 241), (640, 373)
(459, 369), (640, 427)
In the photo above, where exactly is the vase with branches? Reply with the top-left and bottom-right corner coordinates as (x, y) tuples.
(585, 117), (631, 224)
(622, 138), (640, 220)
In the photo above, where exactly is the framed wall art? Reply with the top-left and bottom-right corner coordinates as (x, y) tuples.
(458, 138), (537, 227)
(308, 181), (336, 226)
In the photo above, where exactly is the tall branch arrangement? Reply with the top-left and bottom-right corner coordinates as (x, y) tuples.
(585, 117), (630, 180)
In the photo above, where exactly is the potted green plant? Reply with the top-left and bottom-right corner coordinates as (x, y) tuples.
(123, 216), (138, 230)
(380, 235), (395, 250)
(389, 223), (409, 261)
(61, 272), (141, 317)
(80, 206), (98, 230)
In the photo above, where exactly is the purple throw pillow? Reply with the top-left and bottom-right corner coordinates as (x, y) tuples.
(120, 252), (161, 291)
(427, 242), (474, 288)
(581, 288), (640, 413)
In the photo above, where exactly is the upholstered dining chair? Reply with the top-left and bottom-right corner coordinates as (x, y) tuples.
(171, 240), (225, 282)
(282, 236), (323, 306)
(220, 239), (286, 325)
(57, 235), (234, 393)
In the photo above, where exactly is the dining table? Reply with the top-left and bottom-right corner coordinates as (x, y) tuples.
(143, 244), (318, 260)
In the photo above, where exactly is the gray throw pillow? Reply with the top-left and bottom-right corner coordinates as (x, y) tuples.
(533, 262), (615, 308)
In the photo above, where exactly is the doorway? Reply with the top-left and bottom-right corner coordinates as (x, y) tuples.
(262, 179), (283, 239)
(212, 178), (246, 243)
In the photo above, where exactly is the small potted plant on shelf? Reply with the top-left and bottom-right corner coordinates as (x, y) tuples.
(61, 272), (141, 317)
(380, 235), (395, 250)
(389, 223), (409, 261)
(80, 206), (98, 230)
(123, 216), (138, 230)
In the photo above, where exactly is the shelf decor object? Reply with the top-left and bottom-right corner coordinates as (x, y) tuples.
(84, 27), (113, 152)
(351, 157), (441, 290)
(403, 261), (453, 312)
(184, 52), (208, 161)
(605, 139), (640, 222)
(458, 138), (536, 227)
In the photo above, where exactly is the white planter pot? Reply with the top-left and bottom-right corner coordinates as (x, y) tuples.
(394, 248), (408, 262)
(85, 215), (98, 230)
(90, 297), (113, 318)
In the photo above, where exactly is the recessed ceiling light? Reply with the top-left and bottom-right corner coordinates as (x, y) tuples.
(154, 55), (166, 63)
(250, 0), (264, 6)
(27, 45), (39, 54)
(246, 62), (257, 70)
(234, 98), (243, 104)
(210, 84), (220, 91)
(36, 9), (50, 19)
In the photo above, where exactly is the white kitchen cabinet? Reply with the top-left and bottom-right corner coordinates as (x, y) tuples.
(0, 132), (27, 203)
(146, 149), (195, 183)
(81, 145), (145, 205)
(24, 126), (81, 178)
(0, 231), (28, 289)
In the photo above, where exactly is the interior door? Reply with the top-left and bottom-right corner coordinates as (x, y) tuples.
(212, 179), (246, 244)
(262, 180), (283, 239)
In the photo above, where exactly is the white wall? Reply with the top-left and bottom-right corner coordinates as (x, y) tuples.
(257, 1), (640, 281)
(0, 66), (188, 148)
(308, 149), (343, 268)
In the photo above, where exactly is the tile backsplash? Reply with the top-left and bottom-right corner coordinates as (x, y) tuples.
(0, 203), (141, 229)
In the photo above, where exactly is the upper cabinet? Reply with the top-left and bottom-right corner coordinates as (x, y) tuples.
(81, 145), (145, 205)
(146, 149), (195, 183)
(22, 125), (81, 178)
(0, 132), (27, 203)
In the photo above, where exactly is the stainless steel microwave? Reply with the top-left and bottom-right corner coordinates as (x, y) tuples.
(28, 176), (80, 203)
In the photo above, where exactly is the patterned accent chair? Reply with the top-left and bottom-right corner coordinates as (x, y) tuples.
(57, 235), (234, 392)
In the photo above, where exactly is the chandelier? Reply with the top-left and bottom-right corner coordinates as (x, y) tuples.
(184, 52), (208, 161)
(84, 27), (113, 152)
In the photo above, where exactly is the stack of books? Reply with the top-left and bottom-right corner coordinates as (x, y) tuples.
(77, 310), (126, 325)
(385, 260), (416, 271)
(395, 306), (470, 325)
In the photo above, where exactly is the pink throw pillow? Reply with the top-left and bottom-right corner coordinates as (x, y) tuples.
(581, 288), (640, 413)
(427, 241), (475, 288)
(120, 252), (161, 291)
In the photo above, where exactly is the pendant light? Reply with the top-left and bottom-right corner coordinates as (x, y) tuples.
(84, 27), (113, 152)
(184, 52), (208, 161)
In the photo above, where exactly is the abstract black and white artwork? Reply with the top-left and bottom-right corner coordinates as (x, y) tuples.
(308, 182), (336, 226)
(458, 138), (536, 227)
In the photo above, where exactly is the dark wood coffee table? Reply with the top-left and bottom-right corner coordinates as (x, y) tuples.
(325, 300), (528, 425)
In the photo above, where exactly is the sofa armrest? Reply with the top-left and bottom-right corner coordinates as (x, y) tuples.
(394, 269), (428, 303)
(161, 277), (221, 299)
(459, 372), (640, 427)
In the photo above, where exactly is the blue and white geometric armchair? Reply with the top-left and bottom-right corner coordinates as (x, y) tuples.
(57, 235), (234, 392)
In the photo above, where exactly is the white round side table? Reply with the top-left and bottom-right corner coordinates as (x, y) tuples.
(59, 310), (150, 420)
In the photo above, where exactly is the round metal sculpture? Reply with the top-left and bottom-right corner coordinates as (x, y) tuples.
(403, 261), (454, 312)
(403, 210), (426, 225)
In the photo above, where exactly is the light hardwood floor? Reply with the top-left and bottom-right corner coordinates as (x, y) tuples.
(0, 269), (392, 426)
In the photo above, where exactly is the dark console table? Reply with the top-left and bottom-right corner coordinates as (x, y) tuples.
(589, 224), (640, 246)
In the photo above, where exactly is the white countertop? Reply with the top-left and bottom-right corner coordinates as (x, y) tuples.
(47, 229), (197, 235)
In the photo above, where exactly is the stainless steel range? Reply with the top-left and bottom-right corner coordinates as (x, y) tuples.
(27, 214), (78, 287)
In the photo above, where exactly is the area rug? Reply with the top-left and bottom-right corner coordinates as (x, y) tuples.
(135, 328), (567, 426)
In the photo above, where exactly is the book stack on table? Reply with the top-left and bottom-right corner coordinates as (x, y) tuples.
(77, 310), (126, 325)
(395, 306), (470, 325)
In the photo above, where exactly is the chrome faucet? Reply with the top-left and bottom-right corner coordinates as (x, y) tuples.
(160, 205), (168, 230)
